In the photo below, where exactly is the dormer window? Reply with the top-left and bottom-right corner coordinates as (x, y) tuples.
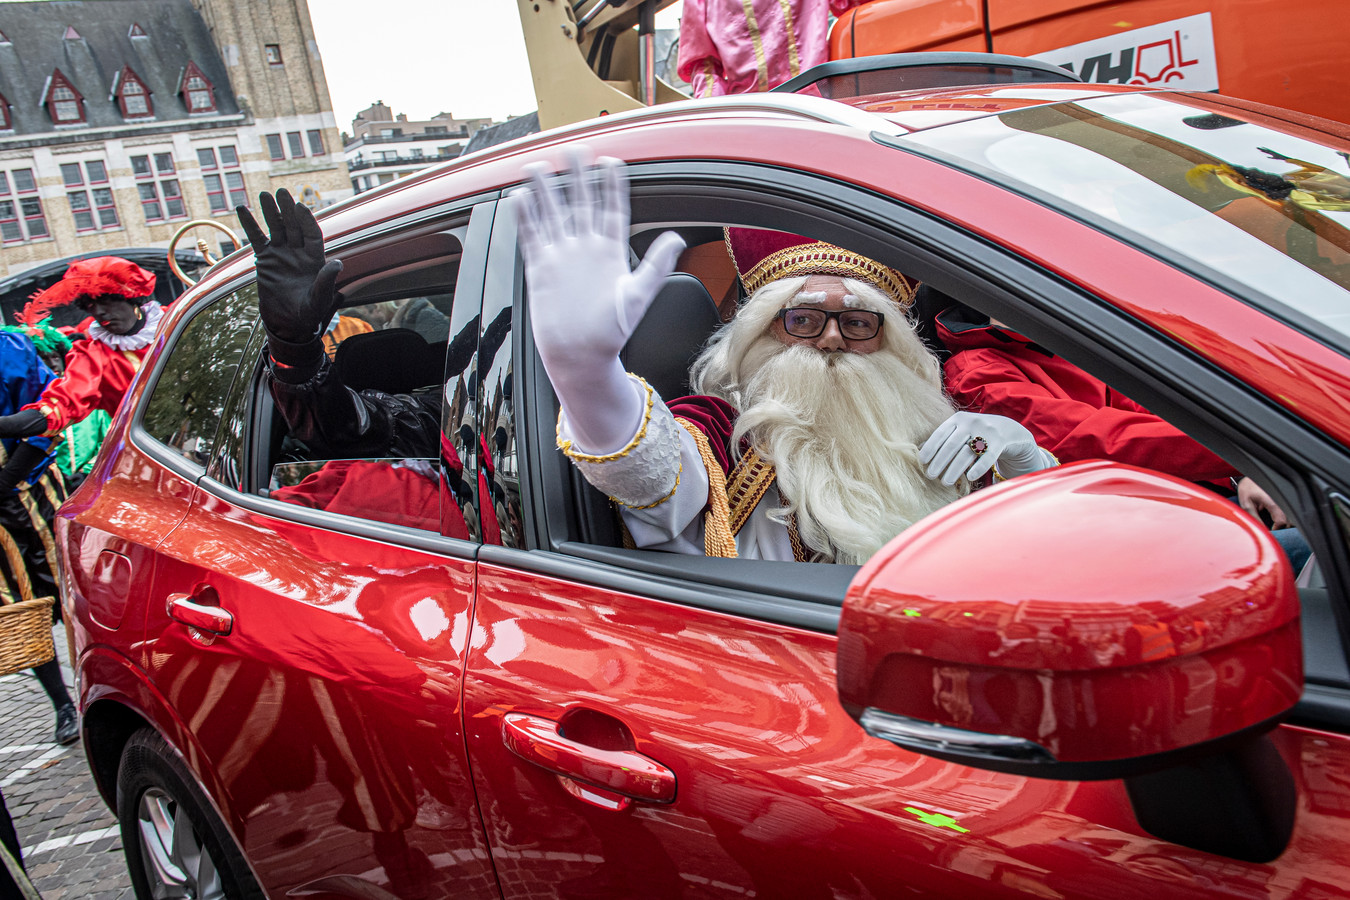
(63, 26), (82, 40)
(116, 67), (153, 118)
(179, 62), (216, 114)
(46, 70), (85, 125)
(129, 23), (147, 38)
(0, 94), (10, 131)
(0, 30), (9, 45)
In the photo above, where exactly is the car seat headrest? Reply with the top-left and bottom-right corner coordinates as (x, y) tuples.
(334, 328), (445, 394)
(620, 273), (722, 401)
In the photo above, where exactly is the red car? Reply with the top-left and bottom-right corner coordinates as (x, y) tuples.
(59, 56), (1350, 899)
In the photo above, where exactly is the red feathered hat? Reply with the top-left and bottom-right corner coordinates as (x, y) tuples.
(724, 228), (917, 307)
(22, 256), (156, 323)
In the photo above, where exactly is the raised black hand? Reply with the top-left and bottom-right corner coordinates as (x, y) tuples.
(238, 189), (343, 369)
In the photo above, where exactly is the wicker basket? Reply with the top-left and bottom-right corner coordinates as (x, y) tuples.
(0, 596), (55, 676)
(0, 520), (56, 676)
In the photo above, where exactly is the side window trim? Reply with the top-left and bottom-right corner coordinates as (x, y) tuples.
(444, 202), (495, 543)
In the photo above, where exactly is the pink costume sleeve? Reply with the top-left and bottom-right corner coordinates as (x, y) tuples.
(678, 0), (868, 97)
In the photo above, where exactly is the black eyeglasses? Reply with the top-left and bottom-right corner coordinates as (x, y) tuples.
(775, 307), (884, 341)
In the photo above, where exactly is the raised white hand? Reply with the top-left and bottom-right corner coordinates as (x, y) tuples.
(508, 149), (685, 453)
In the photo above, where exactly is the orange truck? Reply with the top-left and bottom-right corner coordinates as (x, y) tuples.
(830, 0), (1347, 124)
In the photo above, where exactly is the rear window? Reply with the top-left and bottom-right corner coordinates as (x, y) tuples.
(899, 93), (1350, 339)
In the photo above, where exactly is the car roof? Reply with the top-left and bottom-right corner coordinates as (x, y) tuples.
(835, 82), (1151, 131)
(195, 80), (1350, 295)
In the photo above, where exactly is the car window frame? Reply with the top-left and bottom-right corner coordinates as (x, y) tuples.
(491, 159), (1350, 687)
(190, 201), (494, 559)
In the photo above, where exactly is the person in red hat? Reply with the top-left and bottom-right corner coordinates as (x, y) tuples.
(513, 153), (1057, 563)
(0, 256), (164, 445)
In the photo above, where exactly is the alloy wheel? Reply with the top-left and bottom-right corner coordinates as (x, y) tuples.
(135, 787), (227, 900)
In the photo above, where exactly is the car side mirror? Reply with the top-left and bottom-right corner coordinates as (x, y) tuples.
(838, 461), (1301, 861)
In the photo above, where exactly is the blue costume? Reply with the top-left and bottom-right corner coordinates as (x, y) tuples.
(0, 333), (59, 486)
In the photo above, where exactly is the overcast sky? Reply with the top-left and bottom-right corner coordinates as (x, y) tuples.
(310, 1), (684, 130)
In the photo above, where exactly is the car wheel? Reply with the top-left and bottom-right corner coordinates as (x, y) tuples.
(116, 728), (264, 900)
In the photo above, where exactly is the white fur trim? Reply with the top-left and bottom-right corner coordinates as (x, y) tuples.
(90, 301), (162, 351)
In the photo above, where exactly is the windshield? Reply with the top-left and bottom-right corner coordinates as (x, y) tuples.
(899, 93), (1350, 339)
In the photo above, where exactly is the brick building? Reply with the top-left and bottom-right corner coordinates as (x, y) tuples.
(0, 0), (350, 279)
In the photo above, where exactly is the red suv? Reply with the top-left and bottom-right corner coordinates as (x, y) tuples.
(60, 57), (1350, 899)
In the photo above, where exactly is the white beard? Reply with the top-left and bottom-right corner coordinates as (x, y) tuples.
(692, 277), (965, 564)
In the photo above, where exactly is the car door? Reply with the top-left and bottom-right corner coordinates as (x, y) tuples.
(139, 204), (501, 900)
(460, 161), (1350, 898)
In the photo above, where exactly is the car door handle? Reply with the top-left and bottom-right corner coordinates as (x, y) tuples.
(166, 591), (233, 636)
(502, 712), (676, 807)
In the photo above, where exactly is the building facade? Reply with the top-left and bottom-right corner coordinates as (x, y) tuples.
(343, 102), (493, 195)
(0, 0), (350, 279)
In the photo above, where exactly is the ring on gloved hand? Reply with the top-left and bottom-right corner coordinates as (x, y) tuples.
(968, 436), (989, 456)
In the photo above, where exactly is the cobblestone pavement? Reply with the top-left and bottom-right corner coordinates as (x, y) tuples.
(1, 626), (134, 899)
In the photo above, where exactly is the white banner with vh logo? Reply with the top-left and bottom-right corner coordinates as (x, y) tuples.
(1032, 13), (1219, 92)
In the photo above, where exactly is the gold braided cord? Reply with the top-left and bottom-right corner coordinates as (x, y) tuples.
(741, 242), (917, 307)
(674, 417), (738, 558)
(557, 377), (656, 464)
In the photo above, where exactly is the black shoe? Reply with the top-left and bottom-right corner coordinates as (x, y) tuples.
(54, 703), (78, 745)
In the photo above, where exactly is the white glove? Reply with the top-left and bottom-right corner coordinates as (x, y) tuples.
(508, 149), (685, 454)
(920, 411), (1055, 485)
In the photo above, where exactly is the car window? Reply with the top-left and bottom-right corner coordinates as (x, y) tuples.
(237, 222), (489, 541)
(140, 284), (258, 468)
(269, 296), (457, 534)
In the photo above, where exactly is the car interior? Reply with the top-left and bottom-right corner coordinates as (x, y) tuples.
(246, 231), (466, 533)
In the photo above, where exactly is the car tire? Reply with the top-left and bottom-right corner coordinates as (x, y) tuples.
(116, 727), (265, 900)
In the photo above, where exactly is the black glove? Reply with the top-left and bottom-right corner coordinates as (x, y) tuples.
(0, 409), (48, 440)
(238, 189), (343, 371)
(0, 442), (47, 493)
